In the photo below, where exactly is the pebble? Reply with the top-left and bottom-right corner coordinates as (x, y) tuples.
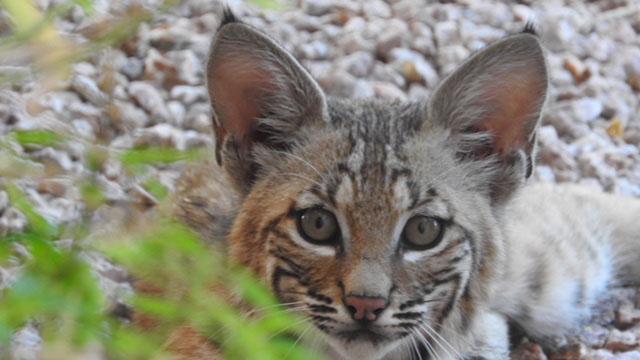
(170, 85), (208, 105)
(578, 152), (617, 188)
(304, 0), (335, 16)
(128, 81), (170, 123)
(0, 207), (28, 236)
(9, 324), (41, 360)
(120, 57), (144, 80)
(167, 50), (203, 85)
(0, 190), (8, 214)
(372, 82), (407, 100)
(167, 100), (186, 127)
(337, 51), (375, 78)
(70, 75), (108, 106)
(388, 48), (439, 86)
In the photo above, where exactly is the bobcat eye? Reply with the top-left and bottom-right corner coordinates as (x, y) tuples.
(297, 208), (339, 244)
(402, 216), (443, 250)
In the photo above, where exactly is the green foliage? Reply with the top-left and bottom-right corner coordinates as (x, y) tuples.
(120, 147), (208, 172)
(0, 0), (322, 359)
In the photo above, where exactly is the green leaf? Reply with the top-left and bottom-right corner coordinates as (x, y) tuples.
(10, 130), (64, 147)
(6, 184), (58, 240)
(72, 0), (94, 14)
(119, 147), (208, 171)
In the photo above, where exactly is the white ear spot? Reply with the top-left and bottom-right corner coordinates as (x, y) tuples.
(392, 180), (412, 210)
(335, 176), (354, 205)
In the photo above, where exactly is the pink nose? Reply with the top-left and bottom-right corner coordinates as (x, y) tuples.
(345, 296), (388, 321)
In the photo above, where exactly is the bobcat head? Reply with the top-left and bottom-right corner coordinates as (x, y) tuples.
(206, 9), (547, 359)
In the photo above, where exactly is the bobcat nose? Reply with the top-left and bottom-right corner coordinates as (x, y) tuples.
(345, 296), (388, 321)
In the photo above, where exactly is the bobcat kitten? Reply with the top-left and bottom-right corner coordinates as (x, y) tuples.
(175, 9), (640, 360)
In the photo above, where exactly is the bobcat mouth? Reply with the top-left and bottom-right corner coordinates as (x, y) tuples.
(337, 328), (387, 344)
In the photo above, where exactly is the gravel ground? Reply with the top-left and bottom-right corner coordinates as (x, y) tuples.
(1, 0), (639, 359)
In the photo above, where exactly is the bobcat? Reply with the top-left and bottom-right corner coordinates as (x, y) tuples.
(172, 9), (640, 360)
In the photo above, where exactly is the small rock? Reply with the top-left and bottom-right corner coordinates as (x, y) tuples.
(298, 40), (329, 60)
(340, 32), (375, 54)
(0, 207), (28, 236)
(70, 75), (108, 106)
(376, 21), (408, 57)
(0, 190), (8, 214)
(113, 100), (152, 130)
(170, 85), (208, 105)
(134, 123), (178, 149)
(571, 98), (603, 123)
(537, 126), (579, 182)
(10, 324), (42, 360)
(128, 81), (170, 123)
(388, 48), (438, 86)
(120, 57), (144, 80)
(167, 100), (186, 127)
(363, 0), (391, 18)
(304, 0), (335, 16)
(437, 45), (470, 75)
(578, 152), (617, 188)
(167, 49), (203, 85)
(605, 329), (638, 352)
(564, 56), (591, 84)
(616, 301), (640, 328)
(37, 178), (68, 197)
(317, 70), (358, 98)
(512, 341), (547, 360)
(434, 20), (459, 46)
(372, 82), (407, 100)
(352, 80), (375, 98)
(407, 84), (431, 100)
(549, 343), (586, 360)
(337, 51), (375, 78)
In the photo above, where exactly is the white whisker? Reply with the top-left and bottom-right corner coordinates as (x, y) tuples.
(280, 172), (324, 188)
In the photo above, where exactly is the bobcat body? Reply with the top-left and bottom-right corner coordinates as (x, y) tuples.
(173, 10), (640, 360)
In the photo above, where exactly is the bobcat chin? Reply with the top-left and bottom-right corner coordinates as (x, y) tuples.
(173, 9), (640, 360)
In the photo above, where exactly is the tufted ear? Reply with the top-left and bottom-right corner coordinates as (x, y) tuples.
(206, 10), (327, 192)
(428, 32), (548, 203)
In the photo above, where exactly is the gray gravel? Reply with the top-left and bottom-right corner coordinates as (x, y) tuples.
(1, 0), (639, 358)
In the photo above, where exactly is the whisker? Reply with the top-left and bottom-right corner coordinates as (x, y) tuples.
(412, 327), (436, 360)
(266, 315), (313, 341)
(243, 301), (306, 318)
(284, 322), (314, 359)
(407, 332), (422, 360)
(420, 322), (463, 360)
(275, 151), (328, 183)
(279, 172), (324, 188)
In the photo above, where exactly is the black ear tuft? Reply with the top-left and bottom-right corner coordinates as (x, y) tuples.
(219, 6), (241, 30)
(522, 21), (538, 36)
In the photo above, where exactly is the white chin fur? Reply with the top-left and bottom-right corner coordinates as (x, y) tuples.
(325, 337), (401, 360)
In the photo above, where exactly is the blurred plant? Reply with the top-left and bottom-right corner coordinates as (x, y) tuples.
(0, 0), (319, 359)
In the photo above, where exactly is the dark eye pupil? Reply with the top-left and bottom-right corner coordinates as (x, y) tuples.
(315, 216), (324, 229)
(417, 221), (426, 234)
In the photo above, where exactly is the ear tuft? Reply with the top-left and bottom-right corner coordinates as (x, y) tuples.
(219, 6), (241, 29)
(522, 21), (539, 36)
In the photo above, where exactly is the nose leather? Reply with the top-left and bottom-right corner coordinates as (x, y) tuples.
(345, 296), (388, 321)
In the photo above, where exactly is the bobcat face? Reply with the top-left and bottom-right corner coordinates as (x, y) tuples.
(207, 9), (546, 360)
(227, 101), (503, 359)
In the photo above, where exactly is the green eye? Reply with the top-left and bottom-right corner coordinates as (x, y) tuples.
(297, 208), (339, 244)
(402, 216), (443, 250)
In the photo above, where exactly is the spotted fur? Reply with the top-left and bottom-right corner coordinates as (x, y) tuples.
(172, 10), (640, 360)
